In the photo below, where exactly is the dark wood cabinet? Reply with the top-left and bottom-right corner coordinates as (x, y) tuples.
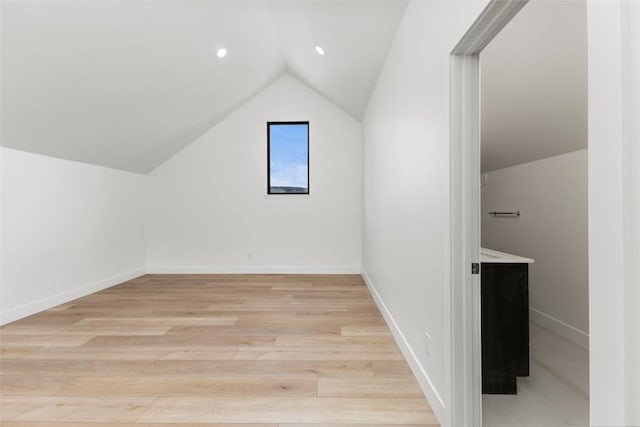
(481, 262), (529, 394)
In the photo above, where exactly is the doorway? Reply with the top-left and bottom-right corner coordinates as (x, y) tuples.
(448, 1), (590, 426)
(478, 1), (589, 425)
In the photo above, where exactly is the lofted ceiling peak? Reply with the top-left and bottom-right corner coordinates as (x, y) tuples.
(1, 0), (408, 173)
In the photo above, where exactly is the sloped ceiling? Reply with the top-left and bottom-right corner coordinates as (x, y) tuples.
(270, 0), (407, 119)
(1, 0), (407, 173)
(480, 0), (587, 173)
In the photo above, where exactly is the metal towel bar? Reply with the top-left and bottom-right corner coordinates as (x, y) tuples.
(489, 211), (521, 217)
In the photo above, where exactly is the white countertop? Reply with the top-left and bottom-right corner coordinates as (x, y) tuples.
(481, 248), (535, 264)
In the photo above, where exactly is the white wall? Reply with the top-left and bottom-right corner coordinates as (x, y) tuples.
(0, 147), (146, 324)
(146, 74), (362, 273)
(481, 150), (589, 348)
(626, 2), (640, 422)
(587, 1), (640, 425)
(361, 1), (488, 425)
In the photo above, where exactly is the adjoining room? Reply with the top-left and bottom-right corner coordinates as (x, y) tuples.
(479, 1), (589, 425)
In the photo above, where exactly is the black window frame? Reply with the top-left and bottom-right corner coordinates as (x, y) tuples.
(267, 121), (310, 195)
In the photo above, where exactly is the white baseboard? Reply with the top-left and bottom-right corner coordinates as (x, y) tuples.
(361, 268), (446, 423)
(529, 307), (589, 350)
(147, 265), (362, 275)
(0, 269), (146, 325)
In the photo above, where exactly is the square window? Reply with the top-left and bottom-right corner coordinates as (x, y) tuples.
(267, 122), (309, 194)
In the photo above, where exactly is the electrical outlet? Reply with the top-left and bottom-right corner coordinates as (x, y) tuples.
(247, 253), (253, 262)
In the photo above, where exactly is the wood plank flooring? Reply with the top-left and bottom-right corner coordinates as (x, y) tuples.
(0, 274), (438, 426)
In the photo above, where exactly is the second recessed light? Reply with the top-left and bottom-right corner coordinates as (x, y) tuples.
(217, 48), (227, 58)
(315, 46), (325, 56)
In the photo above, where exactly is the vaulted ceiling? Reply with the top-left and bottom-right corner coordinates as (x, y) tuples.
(480, 0), (587, 173)
(1, 0), (407, 173)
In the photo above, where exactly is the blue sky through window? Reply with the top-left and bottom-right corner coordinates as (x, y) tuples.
(269, 123), (308, 190)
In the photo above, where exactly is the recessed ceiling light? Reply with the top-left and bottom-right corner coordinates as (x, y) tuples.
(315, 46), (325, 56)
(217, 48), (227, 58)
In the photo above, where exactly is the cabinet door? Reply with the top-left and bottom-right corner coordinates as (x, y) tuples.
(481, 263), (529, 394)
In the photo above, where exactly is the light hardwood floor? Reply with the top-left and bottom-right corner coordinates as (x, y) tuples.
(0, 274), (438, 426)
